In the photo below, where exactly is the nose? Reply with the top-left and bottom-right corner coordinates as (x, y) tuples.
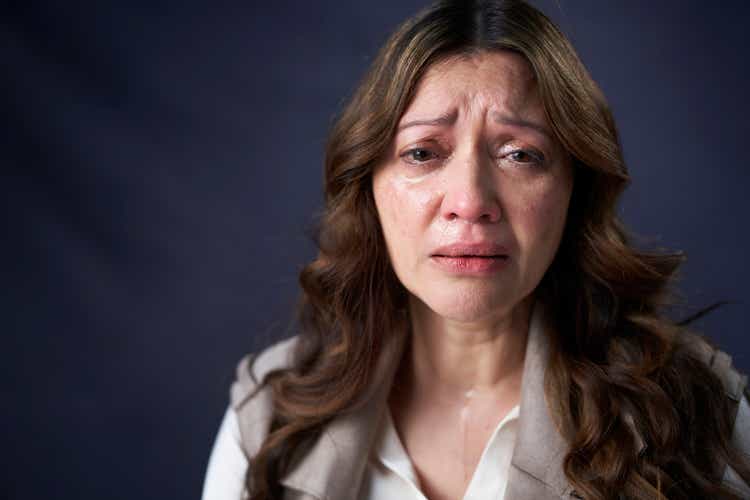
(440, 151), (502, 224)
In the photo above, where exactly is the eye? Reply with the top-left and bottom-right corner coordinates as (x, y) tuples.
(503, 149), (545, 166)
(400, 147), (440, 165)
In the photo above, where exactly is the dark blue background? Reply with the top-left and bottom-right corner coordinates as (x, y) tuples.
(4, 1), (749, 498)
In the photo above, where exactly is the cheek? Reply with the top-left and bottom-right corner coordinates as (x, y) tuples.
(375, 175), (436, 243)
(512, 180), (572, 254)
(373, 173), (441, 282)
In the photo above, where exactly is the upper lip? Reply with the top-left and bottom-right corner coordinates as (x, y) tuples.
(431, 242), (509, 257)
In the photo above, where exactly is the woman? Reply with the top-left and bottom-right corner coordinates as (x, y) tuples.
(202, 1), (750, 499)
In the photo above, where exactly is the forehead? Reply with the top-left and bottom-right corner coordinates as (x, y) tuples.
(402, 50), (541, 119)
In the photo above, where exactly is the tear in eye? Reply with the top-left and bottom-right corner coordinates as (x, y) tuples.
(510, 151), (536, 163)
(402, 148), (438, 164)
(507, 149), (544, 165)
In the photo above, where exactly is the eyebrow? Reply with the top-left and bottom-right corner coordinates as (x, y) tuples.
(396, 110), (458, 132)
(491, 112), (552, 140)
(396, 109), (553, 140)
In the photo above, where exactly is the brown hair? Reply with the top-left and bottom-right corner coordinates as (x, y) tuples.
(246, 1), (750, 498)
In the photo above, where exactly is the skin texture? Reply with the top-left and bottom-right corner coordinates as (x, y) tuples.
(371, 51), (574, 500)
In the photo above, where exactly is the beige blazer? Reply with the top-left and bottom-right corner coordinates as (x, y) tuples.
(230, 314), (750, 500)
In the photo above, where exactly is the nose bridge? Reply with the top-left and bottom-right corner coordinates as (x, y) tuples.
(441, 138), (501, 223)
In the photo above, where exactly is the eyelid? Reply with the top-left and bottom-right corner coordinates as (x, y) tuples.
(398, 138), (446, 153)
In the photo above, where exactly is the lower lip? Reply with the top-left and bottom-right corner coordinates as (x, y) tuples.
(430, 255), (509, 275)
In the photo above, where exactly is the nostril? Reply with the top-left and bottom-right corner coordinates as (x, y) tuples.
(440, 192), (502, 223)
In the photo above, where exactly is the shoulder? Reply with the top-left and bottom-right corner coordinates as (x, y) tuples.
(230, 335), (300, 409)
(703, 343), (750, 457)
(687, 335), (748, 403)
(685, 335), (750, 491)
(202, 337), (300, 500)
(228, 335), (300, 458)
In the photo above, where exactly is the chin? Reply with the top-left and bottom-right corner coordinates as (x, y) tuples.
(413, 286), (517, 325)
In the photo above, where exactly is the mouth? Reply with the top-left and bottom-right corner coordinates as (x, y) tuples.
(433, 254), (508, 258)
(431, 242), (510, 258)
(430, 254), (509, 274)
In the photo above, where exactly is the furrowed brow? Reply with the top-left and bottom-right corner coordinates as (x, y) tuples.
(491, 112), (552, 140)
(397, 110), (458, 132)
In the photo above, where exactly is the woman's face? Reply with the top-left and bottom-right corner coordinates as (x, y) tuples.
(372, 50), (573, 325)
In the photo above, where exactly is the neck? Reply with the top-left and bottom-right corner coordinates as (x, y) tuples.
(400, 295), (533, 405)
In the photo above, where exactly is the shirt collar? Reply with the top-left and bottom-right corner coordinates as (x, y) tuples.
(374, 403), (521, 491)
(374, 407), (421, 486)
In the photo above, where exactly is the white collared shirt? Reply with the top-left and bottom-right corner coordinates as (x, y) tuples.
(359, 404), (521, 500)
(202, 402), (520, 500)
(201, 408), (247, 500)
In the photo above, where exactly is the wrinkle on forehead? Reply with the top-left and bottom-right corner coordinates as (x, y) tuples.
(403, 50), (541, 122)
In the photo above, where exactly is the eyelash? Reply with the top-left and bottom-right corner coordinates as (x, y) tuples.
(399, 147), (545, 167)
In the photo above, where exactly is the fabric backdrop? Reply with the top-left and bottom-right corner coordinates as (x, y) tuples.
(4, 1), (749, 498)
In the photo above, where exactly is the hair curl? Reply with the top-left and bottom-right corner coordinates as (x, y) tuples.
(246, 1), (750, 498)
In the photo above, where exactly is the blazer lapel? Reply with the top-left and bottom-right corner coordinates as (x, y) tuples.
(280, 329), (407, 500)
(505, 302), (575, 500)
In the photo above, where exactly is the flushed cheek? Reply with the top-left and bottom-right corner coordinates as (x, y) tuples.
(514, 189), (571, 257)
(393, 171), (439, 206)
(384, 174), (439, 240)
(375, 173), (441, 278)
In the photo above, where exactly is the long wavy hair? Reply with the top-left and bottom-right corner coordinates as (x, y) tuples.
(246, 1), (750, 498)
